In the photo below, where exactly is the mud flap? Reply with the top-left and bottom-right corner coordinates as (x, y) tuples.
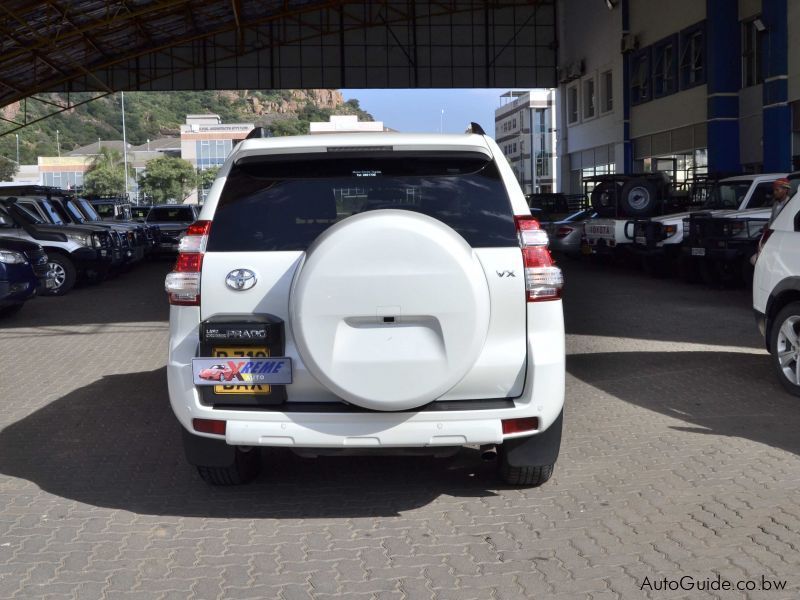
(181, 427), (236, 467)
(502, 410), (563, 467)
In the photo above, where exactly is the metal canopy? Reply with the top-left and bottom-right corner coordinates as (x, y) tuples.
(0, 1), (556, 111)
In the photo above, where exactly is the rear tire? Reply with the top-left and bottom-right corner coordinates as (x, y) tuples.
(498, 456), (554, 487)
(196, 448), (261, 485)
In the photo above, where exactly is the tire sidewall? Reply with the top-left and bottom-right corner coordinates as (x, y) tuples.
(44, 254), (77, 296)
(770, 302), (800, 396)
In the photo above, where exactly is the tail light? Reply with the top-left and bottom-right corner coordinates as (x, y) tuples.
(165, 220), (211, 306)
(515, 216), (563, 302)
(556, 226), (574, 239)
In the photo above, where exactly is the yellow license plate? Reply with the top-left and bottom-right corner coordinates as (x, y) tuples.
(212, 347), (272, 395)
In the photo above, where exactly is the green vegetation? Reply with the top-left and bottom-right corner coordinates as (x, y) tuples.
(0, 157), (17, 181)
(84, 148), (133, 197)
(138, 156), (196, 203)
(0, 90), (373, 165)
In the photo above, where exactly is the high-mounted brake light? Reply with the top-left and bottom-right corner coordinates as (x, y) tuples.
(165, 220), (211, 306)
(515, 216), (563, 302)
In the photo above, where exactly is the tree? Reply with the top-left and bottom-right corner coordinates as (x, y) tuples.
(0, 157), (18, 182)
(197, 166), (220, 203)
(138, 156), (196, 204)
(198, 166), (219, 190)
(84, 148), (133, 196)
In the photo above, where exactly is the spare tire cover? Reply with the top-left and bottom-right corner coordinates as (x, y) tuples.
(290, 209), (491, 411)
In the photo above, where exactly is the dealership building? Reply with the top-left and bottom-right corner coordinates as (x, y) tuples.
(556, 0), (799, 193)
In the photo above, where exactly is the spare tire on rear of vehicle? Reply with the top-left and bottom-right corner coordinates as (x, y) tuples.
(290, 209), (491, 412)
(590, 181), (623, 218)
(620, 178), (660, 217)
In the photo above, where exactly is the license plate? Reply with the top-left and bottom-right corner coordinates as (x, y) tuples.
(193, 347), (291, 394)
(691, 247), (705, 256)
(635, 236), (646, 245)
(587, 226), (610, 236)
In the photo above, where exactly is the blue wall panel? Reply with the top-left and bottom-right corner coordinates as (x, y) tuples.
(706, 0), (740, 174)
(762, 0), (791, 172)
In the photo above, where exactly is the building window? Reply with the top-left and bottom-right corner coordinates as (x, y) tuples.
(513, 143), (517, 153)
(583, 77), (596, 119)
(680, 22), (706, 89)
(600, 70), (613, 113)
(567, 84), (579, 124)
(653, 36), (678, 97)
(630, 49), (651, 104)
(742, 17), (765, 87)
(195, 139), (233, 168)
(512, 118), (517, 129)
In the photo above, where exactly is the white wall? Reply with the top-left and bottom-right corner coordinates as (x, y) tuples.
(630, 85), (707, 138)
(557, 0), (624, 182)
(739, 84), (763, 166)
(629, 0), (706, 45)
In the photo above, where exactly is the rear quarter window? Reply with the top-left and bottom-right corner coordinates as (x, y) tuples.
(207, 152), (518, 251)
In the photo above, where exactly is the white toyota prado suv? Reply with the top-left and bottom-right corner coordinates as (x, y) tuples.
(166, 126), (566, 487)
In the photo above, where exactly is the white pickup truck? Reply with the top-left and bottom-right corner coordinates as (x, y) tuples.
(585, 174), (786, 269)
(680, 174), (793, 284)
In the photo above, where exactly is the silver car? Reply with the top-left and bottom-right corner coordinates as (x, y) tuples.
(544, 209), (596, 256)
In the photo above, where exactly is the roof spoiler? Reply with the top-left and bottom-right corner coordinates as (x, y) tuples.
(245, 127), (271, 139)
(468, 122), (486, 135)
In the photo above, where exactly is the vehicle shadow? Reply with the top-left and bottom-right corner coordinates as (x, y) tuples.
(567, 350), (800, 456)
(0, 367), (505, 518)
(559, 259), (761, 349)
(0, 260), (172, 329)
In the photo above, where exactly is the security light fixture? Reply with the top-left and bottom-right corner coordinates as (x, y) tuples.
(753, 18), (766, 32)
(606, 0), (618, 9)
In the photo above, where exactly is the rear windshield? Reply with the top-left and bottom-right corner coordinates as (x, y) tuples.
(147, 206), (194, 222)
(207, 153), (517, 251)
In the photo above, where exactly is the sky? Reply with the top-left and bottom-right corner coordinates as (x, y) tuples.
(341, 89), (525, 138)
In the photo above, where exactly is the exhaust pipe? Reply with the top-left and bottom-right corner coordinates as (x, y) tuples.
(480, 445), (497, 461)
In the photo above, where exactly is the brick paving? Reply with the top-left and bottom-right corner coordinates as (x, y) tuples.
(0, 259), (798, 599)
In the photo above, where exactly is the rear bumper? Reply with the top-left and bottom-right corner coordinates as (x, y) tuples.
(167, 301), (566, 449)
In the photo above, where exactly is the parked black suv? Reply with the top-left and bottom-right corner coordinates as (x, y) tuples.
(0, 199), (116, 295)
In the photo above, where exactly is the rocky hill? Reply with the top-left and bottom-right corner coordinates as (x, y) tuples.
(0, 89), (373, 165)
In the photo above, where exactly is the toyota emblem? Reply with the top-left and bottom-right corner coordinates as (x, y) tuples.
(225, 269), (257, 291)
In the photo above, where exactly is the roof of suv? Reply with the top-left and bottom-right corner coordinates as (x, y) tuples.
(232, 132), (494, 161)
(719, 173), (787, 183)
